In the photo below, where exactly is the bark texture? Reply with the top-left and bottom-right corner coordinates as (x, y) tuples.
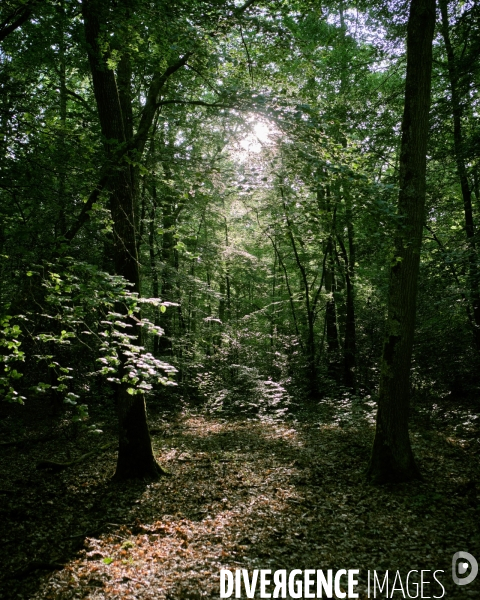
(439, 0), (480, 352)
(368, 0), (436, 483)
(82, 0), (161, 480)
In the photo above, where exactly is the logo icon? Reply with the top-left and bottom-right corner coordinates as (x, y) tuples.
(452, 551), (478, 586)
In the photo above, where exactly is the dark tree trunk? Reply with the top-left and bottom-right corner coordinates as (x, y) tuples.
(57, 0), (67, 237)
(224, 217), (232, 321)
(343, 195), (356, 390)
(335, 4), (357, 390)
(157, 187), (177, 355)
(337, 226), (356, 391)
(82, 0), (162, 480)
(324, 239), (340, 378)
(149, 193), (161, 356)
(368, 0), (436, 483)
(0, 1), (36, 43)
(269, 234), (302, 345)
(439, 0), (480, 352)
(324, 231), (340, 381)
(317, 183), (340, 382)
(217, 219), (231, 347)
(270, 251), (277, 365)
(283, 195), (317, 395)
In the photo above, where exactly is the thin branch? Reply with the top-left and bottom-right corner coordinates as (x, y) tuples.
(240, 25), (254, 85)
(266, 231), (303, 348)
(184, 63), (224, 96)
(65, 88), (95, 114)
(156, 99), (235, 109)
(133, 53), (192, 156)
(311, 251), (327, 317)
(63, 174), (109, 243)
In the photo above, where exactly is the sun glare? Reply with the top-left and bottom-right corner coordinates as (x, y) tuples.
(238, 119), (273, 154)
(254, 122), (270, 143)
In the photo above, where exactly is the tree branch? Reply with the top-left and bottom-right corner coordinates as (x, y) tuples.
(133, 53), (192, 156)
(156, 99), (235, 109)
(63, 56), (192, 245)
(63, 174), (109, 243)
(65, 88), (96, 114)
(0, 2), (36, 43)
(64, 0), (258, 246)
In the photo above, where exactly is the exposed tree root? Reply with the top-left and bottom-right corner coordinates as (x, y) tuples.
(36, 442), (115, 472)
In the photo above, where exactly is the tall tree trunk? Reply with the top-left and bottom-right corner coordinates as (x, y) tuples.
(82, 0), (162, 479)
(270, 250), (277, 367)
(157, 187), (177, 355)
(439, 0), (480, 352)
(224, 217), (232, 320)
(337, 221), (356, 390)
(57, 0), (67, 237)
(268, 234), (303, 346)
(368, 0), (436, 483)
(324, 237), (340, 377)
(149, 191), (161, 356)
(157, 130), (187, 356)
(337, 5), (356, 390)
(218, 219), (231, 349)
(282, 194), (317, 395)
(343, 194), (356, 390)
(318, 184), (340, 381)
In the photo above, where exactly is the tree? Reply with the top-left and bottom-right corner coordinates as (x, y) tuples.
(438, 0), (480, 353)
(81, 0), (166, 479)
(79, 0), (261, 475)
(368, 0), (436, 483)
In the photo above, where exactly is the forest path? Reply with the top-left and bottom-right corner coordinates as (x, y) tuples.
(0, 402), (479, 599)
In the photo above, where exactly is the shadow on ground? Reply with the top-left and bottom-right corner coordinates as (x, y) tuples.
(0, 399), (479, 598)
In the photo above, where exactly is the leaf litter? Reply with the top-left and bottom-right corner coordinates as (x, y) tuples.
(0, 397), (479, 599)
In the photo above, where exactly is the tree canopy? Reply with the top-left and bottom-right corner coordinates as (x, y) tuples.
(1, 0), (479, 476)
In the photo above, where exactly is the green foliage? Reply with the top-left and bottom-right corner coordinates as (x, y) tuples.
(0, 315), (26, 403)
(1, 260), (176, 421)
(0, 0), (479, 421)
(36, 260), (177, 397)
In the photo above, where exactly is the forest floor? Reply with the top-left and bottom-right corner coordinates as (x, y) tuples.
(0, 395), (479, 599)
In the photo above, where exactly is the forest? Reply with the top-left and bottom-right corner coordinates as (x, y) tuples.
(0, 0), (479, 597)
